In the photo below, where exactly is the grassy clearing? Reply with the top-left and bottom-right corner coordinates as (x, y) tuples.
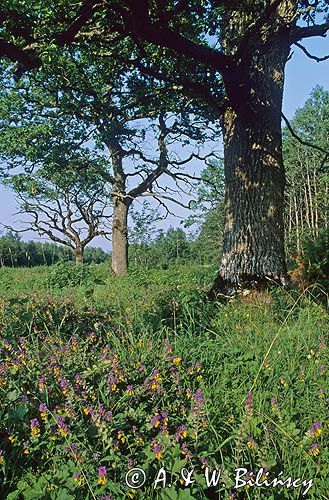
(0, 265), (328, 499)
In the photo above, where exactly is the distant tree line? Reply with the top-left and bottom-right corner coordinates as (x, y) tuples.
(0, 232), (108, 267)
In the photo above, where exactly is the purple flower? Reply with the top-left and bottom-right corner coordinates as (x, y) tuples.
(165, 343), (173, 355)
(152, 443), (163, 460)
(30, 418), (39, 429)
(151, 414), (161, 428)
(199, 456), (208, 468)
(175, 424), (188, 441)
(309, 422), (322, 437)
(98, 466), (107, 476)
(246, 436), (255, 448)
(245, 391), (253, 411)
(193, 388), (205, 408)
(60, 378), (70, 395)
(309, 443), (320, 456)
(98, 466), (108, 485)
(181, 442), (193, 461)
(56, 416), (69, 437)
(30, 418), (40, 436)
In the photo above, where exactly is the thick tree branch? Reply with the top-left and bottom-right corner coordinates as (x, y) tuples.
(291, 21), (329, 42)
(121, 0), (232, 72)
(126, 56), (227, 117)
(0, 39), (41, 69)
(0, 10), (36, 43)
(54, 0), (100, 46)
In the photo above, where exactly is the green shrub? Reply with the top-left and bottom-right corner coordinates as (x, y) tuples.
(46, 261), (94, 289)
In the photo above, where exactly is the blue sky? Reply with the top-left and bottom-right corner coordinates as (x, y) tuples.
(0, 36), (328, 249)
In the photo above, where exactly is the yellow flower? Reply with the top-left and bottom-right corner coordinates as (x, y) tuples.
(74, 476), (83, 486)
(98, 476), (107, 485)
(31, 428), (40, 436)
(280, 377), (288, 388)
(173, 357), (182, 366)
(118, 431), (126, 443)
(8, 435), (15, 444)
(40, 412), (47, 422)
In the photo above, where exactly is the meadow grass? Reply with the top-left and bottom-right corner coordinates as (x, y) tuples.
(0, 264), (328, 499)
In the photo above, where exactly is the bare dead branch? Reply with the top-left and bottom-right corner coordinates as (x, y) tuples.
(294, 41), (329, 62)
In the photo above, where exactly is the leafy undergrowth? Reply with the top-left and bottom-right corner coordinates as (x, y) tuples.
(0, 288), (328, 499)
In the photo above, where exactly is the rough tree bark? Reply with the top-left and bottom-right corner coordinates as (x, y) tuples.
(212, 17), (292, 293)
(111, 195), (131, 276)
(75, 246), (84, 265)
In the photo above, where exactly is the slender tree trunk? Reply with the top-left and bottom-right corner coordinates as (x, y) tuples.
(306, 166), (315, 236)
(304, 183), (311, 232)
(75, 247), (84, 265)
(313, 167), (319, 236)
(293, 194), (300, 253)
(111, 196), (130, 276)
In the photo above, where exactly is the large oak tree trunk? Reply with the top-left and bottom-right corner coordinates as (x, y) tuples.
(213, 33), (291, 293)
(111, 196), (130, 276)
